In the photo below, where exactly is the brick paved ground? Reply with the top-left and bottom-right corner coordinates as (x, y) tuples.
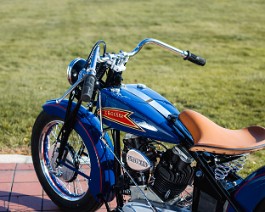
(0, 163), (115, 211)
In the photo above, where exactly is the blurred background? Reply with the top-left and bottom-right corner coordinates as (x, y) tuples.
(0, 0), (264, 173)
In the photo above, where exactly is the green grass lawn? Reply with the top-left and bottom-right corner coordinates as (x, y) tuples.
(0, 0), (264, 174)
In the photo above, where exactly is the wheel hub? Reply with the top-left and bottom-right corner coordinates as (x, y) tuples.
(49, 143), (78, 182)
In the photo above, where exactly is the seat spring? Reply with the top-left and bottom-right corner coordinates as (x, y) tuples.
(214, 155), (247, 180)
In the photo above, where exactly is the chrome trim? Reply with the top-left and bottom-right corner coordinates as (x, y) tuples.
(56, 77), (83, 104)
(39, 120), (89, 201)
(126, 38), (188, 58)
(126, 149), (152, 171)
(98, 91), (103, 133)
(67, 58), (86, 85)
(98, 38), (188, 63)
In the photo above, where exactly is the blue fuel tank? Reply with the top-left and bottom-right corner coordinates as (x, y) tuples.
(98, 84), (183, 143)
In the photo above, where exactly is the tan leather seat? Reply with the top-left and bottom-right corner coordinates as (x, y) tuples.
(179, 109), (265, 155)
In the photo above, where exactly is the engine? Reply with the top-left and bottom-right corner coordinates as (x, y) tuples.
(122, 134), (157, 185)
(122, 134), (194, 202)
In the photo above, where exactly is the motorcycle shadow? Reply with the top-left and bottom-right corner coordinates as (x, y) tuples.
(0, 191), (62, 211)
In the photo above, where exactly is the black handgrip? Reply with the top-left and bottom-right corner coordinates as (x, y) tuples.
(81, 74), (96, 102)
(184, 51), (206, 66)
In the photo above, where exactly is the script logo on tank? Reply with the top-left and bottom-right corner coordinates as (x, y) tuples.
(100, 108), (143, 131)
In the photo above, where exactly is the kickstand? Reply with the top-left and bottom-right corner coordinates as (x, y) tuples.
(104, 202), (112, 212)
(98, 194), (113, 212)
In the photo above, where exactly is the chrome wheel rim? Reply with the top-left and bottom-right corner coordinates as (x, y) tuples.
(39, 120), (90, 201)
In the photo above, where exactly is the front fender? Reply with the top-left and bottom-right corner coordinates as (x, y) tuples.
(227, 166), (265, 211)
(42, 99), (115, 202)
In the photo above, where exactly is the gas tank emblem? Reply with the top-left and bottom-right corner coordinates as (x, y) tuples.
(101, 108), (144, 131)
(126, 149), (151, 171)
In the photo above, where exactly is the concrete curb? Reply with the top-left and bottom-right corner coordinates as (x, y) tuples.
(0, 154), (32, 163)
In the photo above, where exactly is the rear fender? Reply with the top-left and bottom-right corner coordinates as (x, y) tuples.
(227, 166), (265, 211)
(42, 99), (115, 202)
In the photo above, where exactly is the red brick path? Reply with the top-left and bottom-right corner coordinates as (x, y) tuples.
(0, 163), (115, 211)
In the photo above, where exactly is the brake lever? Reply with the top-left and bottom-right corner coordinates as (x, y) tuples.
(56, 66), (91, 104)
(55, 77), (84, 104)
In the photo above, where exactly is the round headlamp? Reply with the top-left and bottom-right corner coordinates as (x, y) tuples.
(67, 58), (87, 85)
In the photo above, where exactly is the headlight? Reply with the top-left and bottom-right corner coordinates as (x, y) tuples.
(67, 58), (87, 85)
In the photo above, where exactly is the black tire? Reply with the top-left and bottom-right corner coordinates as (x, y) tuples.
(31, 111), (102, 211)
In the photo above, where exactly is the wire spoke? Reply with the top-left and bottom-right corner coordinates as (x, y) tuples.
(41, 119), (91, 201)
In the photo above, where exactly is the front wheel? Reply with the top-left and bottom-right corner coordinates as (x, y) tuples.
(31, 111), (102, 211)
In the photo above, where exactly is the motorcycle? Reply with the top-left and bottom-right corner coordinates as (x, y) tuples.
(31, 38), (265, 212)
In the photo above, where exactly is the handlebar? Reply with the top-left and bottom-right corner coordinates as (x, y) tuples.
(56, 38), (206, 104)
(81, 45), (100, 102)
(127, 38), (187, 58)
(183, 50), (206, 66)
(99, 38), (206, 66)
